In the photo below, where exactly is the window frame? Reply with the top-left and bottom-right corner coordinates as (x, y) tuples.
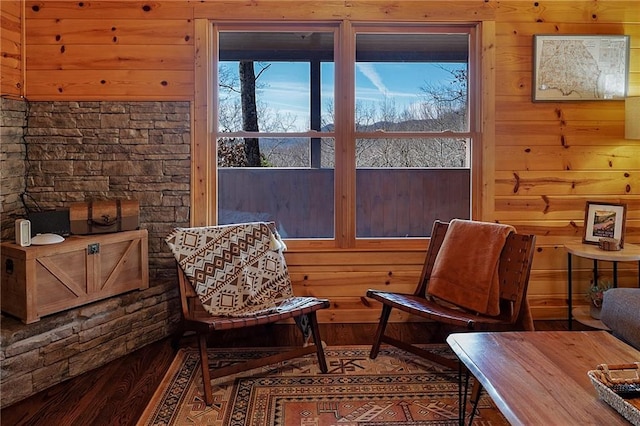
(350, 23), (477, 245)
(192, 19), (489, 251)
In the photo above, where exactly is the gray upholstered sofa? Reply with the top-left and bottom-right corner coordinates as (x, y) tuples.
(601, 288), (640, 350)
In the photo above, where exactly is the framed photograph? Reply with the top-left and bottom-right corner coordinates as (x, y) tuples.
(583, 201), (627, 247)
(533, 34), (630, 102)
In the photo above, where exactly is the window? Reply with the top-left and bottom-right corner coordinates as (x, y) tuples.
(353, 28), (473, 238)
(208, 22), (478, 244)
(215, 25), (337, 238)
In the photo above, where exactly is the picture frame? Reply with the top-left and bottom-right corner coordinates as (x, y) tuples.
(582, 201), (627, 247)
(533, 34), (630, 102)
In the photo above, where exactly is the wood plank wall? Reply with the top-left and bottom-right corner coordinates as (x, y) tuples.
(7, 0), (640, 322)
(493, 2), (640, 318)
(1, 1), (22, 98)
(22, 1), (194, 100)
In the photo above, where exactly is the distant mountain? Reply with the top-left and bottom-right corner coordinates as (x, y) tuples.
(222, 116), (463, 149)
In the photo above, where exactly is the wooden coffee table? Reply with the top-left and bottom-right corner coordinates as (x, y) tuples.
(447, 331), (640, 425)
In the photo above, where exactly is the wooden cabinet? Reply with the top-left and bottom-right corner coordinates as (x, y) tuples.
(1, 230), (148, 323)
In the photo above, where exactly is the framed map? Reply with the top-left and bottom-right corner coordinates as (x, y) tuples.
(533, 35), (629, 101)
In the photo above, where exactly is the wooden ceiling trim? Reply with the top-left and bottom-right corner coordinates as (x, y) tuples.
(193, 1), (496, 21)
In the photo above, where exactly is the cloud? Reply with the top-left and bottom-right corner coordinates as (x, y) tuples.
(357, 63), (388, 95)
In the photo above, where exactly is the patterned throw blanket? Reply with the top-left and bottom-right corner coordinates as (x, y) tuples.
(166, 222), (305, 317)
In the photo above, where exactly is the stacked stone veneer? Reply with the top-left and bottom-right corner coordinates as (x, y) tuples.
(0, 100), (191, 408)
(0, 98), (27, 241)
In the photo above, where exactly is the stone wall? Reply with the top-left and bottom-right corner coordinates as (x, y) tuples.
(22, 101), (191, 281)
(1, 284), (178, 406)
(0, 97), (27, 241)
(0, 100), (191, 408)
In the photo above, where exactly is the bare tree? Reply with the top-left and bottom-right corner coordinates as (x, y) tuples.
(239, 61), (261, 166)
(419, 65), (467, 132)
(219, 61), (303, 167)
(218, 138), (247, 167)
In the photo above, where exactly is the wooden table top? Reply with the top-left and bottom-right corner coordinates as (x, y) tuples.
(447, 331), (640, 426)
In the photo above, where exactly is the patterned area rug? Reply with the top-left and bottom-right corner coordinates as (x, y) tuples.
(137, 345), (508, 426)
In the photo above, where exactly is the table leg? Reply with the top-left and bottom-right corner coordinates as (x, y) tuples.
(458, 362), (464, 425)
(568, 253), (573, 330)
(457, 363), (472, 426)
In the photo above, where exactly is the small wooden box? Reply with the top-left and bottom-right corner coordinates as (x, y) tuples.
(1, 229), (149, 323)
(69, 199), (140, 235)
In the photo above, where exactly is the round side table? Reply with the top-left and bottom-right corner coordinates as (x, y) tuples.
(564, 241), (640, 330)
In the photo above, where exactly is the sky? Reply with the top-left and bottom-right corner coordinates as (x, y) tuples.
(220, 61), (465, 131)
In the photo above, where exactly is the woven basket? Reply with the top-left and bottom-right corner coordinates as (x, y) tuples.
(588, 370), (640, 426)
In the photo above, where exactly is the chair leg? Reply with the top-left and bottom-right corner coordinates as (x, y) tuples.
(467, 380), (483, 425)
(170, 322), (185, 350)
(307, 312), (328, 373)
(198, 333), (213, 406)
(470, 380), (482, 405)
(370, 304), (392, 359)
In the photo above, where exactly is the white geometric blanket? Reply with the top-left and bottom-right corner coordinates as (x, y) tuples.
(166, 222), (300, 317)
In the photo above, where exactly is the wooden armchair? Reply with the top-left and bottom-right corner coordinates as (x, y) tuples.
(366, 220), (536, 370)
(174, 268), (329, 406)
(166, 222), (329, 406)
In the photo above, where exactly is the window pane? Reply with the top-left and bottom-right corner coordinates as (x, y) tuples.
(356, 169), (470, 238)
(355, 33), (469, 132)
(218, 31), (335, 133)
(216, 30), (336, 238)
(355, 138), (470, 238)
(354, 31), (472, 238)
(218, 138), (335, 238)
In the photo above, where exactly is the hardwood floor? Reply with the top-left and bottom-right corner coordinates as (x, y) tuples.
(1, 321), (583, 426)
